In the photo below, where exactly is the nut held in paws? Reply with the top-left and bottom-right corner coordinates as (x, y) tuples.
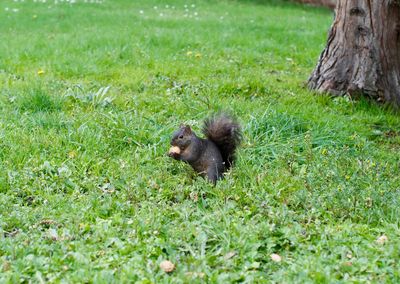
(169, 146), (181, 155)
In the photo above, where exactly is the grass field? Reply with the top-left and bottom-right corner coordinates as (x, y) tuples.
(1, 0), (400, 282)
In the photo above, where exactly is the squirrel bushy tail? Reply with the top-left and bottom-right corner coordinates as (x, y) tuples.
(202, 113), (242, 170)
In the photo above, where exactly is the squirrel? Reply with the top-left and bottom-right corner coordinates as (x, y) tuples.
(168, 113), (242, 184)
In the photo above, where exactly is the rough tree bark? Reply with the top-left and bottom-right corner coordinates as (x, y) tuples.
(308, 0), (400, 107)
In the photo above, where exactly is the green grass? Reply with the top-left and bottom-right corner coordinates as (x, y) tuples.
(1, 0), (400, 282)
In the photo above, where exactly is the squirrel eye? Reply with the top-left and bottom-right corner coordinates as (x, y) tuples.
(178, 135), (184, 139)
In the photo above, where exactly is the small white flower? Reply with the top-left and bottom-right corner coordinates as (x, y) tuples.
(58, 165), (71, 178)
(153, 6), (158, 9)
(139, 10), (144, 14)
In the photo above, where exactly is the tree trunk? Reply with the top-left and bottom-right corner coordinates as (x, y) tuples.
(308, 0), (400, 107)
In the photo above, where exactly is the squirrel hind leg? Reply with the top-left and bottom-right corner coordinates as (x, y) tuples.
(206, 167), (222, 185)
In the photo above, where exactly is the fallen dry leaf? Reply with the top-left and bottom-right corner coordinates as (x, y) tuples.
(270, 253), (282, 262)
(185, 272), (205, 278)
(160, 260), (175, 273)
(224, 251), (237, 260)
(376, 235), (388, 245)
(190, 192), (199, 202)
(2, 261), (11, 272)
(4, 229), (19, 238)
(38, 219), (58, 227)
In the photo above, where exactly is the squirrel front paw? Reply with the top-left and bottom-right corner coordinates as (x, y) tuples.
(168, 146), (181, 159)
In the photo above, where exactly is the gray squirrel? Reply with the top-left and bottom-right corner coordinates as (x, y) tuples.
(168, 113), (241, 184)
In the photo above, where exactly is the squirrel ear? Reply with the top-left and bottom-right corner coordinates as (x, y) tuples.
(183, 125), (192, 133)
